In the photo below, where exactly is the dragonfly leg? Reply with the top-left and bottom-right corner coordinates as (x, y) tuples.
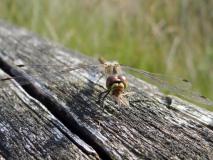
(122, 91), (135, 96)
(97, 89), (111, 109)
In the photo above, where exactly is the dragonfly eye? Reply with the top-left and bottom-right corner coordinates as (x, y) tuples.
(117, 75), (128, 89)
(106, 75), (119, 89)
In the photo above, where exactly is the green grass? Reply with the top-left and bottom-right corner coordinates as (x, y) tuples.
(0, 0), (213, 110)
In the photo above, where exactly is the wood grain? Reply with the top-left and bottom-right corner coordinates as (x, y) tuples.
(0, 21), (213, 160)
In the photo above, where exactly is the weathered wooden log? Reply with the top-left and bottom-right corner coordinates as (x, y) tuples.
(0, 72), (97, 160)
(0, 21), (213, 160)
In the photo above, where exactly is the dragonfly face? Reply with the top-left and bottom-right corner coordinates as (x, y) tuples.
(106, 75), (128, 97)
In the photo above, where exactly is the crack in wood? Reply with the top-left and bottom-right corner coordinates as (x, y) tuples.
(0, 21), (213, 160)
(0, 57), (115, 160)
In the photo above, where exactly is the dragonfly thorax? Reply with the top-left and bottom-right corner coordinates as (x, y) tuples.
(103, 63), (121, 75)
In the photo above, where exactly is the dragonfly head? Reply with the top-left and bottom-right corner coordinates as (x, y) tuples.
(106, 75), (128, 96)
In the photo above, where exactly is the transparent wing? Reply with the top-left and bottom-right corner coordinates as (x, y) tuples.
(0, 63), (101, 86)
(121, 65), (213, 106)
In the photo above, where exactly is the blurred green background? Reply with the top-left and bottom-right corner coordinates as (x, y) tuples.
(0, 0), (212, 110)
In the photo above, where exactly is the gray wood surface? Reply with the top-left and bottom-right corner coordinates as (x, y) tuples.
(0, 21), (213, 160)
(0, 70), (97, 160)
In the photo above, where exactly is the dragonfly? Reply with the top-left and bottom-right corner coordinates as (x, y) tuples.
(0, 58), (213, 107)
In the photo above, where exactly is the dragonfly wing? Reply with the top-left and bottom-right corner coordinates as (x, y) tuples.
(0, 64), (101, 86)
(121, 65), (192, 90)
(180, 90), (213, 106)
(121, 65), (213, 106)
(15, 63), (101, 75)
